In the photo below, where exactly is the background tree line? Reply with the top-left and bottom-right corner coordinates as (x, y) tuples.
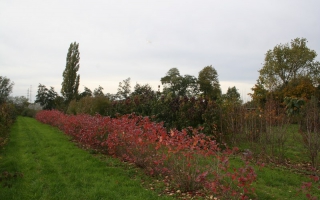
(3, 37), (320, 166)
(35, 38), (320, 137)
(0, 76), (17, 147)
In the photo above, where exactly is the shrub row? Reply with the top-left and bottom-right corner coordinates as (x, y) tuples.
(0, 103), (16, 147)
(63, 94), (320, 168)
(36, 110), (257, 199)
(67, 95), (224, 139)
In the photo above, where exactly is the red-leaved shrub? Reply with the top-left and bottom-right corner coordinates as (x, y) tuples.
(36, 110), (257, 199)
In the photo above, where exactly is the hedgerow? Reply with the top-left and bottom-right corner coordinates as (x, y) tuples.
(0, 103), (16, 147)
(36, 110), (257, 199)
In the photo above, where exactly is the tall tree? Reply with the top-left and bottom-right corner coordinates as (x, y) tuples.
(161, 68), (183, 95)
(131, 83), (154, 96)
(250, 79), (268, 107)
(47, 87), (58, 109)
(0, 76), (14, 104)
(223, 86), (241, 103)
(252, 38), (320, 104)
(161, 68), (198, 96)
(8, 96), (29, 107)
(61, 42), (80, 103)
(79, 86), (92, 98)
(35, 84), (48, 107)
(93, 85), (104, 97)
(117, 77), (131, 99)
(180, 75), (199, 97)
(35, 84), (58, 110)
(198, 65), (221, 100)
(258, 38), (319, 91)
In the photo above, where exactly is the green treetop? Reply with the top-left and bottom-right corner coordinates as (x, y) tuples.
(61, 42), (80, 103)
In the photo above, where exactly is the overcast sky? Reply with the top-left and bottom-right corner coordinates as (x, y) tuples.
(1, 0), (320, 102)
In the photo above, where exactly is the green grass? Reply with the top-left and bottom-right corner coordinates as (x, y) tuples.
(233, 124), (320, 199)
(0, 117), (172, 200)
(227, 156), (320, 199)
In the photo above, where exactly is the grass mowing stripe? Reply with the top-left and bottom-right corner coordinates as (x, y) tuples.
(0, 117), (172, 200)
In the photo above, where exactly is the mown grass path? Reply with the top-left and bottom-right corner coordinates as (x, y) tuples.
(0, 117), (172, 200)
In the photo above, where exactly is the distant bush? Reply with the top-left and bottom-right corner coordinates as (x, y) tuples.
(21, 108), (38, 118)
(67, 96), (111, 115)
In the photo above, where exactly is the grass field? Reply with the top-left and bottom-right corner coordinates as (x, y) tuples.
(0, 117), (319, 199)
(0, 117), (172, 200)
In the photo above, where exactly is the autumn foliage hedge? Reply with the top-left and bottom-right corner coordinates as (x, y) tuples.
(36, 110), (257, 199)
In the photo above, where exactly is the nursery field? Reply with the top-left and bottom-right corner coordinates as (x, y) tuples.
(0, 115), (319, 199)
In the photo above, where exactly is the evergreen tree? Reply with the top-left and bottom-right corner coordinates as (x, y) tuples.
(61, 42), (80, 104)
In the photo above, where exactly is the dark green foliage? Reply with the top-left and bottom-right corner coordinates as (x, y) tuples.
(20, 108), (37, 118)
(222, 86), (242, 104)
(0, 103), (16, 146)
(0, 76), (16, 146)
(67, 96), (111, 116)
(7, 96), (37, 118)
(198, 65), (221, 100)
(160, 68), (181, 95)
(79, 86), (92, 98)
(8, 96), (29, 115)
(179, 75), (199, 97)
(284, 97), (305, 117)
(0, 76), (14, 104)
(61, 42), (80, 104)
(160, 68), (199, 97)
(131, 83), (154, 96)
(35, 84), (59, 110)
(117, 77), (131, 99)
(96, 93), (221, 136)
(93, 85), (104, 97)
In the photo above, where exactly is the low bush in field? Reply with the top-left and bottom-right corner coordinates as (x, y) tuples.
(36, 110), (257, 199)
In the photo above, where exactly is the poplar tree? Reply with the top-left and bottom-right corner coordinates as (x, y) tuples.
(61, 42), (80, 103)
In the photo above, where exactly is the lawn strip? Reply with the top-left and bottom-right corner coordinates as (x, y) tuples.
(0, 117), (172, 200)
